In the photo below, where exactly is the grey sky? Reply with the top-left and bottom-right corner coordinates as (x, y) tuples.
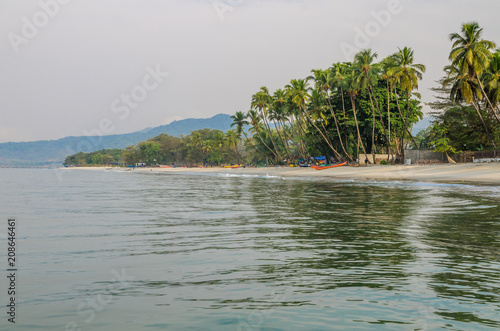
(0, 0), (498, 143)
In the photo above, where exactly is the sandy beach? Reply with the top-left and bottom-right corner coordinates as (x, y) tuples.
(70, 163), (500, 185)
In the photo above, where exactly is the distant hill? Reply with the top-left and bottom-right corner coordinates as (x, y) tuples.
(412, 116), (434, 134)
(0, 114), (232, 166)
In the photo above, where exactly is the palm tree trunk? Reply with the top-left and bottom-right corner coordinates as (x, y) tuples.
(387, 81), (392, 162)
(243, 132), (268, 161)
(274, 119), (292, 163)
(278, 119), (296, 163)
(324, 95), (353, 161)
(350, 96), (371, 164)
(340, 87), (346, 117)
(472, 101), (498, 151)
(255, 128), (279, 161)
(319, 119), (343, 161)
(296, 115), (324, 158)
(260, 110), (283, 162)
(476, 73), (500, 125)
(393, 87), (419, 152)
(368, 83), (392, 162)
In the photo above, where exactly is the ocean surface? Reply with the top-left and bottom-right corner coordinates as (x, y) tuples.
(0, 168), (499, 330)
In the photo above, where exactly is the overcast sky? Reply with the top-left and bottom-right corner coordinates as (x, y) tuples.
(0, 0), (498, 143)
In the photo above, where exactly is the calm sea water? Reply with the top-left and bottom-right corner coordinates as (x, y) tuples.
(0, 168), (499, 330)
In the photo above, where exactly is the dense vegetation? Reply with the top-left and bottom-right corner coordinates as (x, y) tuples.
(422, 22), (500, 157)
(0, 114), (232, 166)
(63, 149), (123, 166)
(64, 22), (499, 167)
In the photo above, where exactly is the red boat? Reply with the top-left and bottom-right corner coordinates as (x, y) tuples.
(313, 161), (347, 170)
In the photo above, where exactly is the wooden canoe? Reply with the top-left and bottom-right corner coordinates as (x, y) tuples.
(313, 161), (347, 170)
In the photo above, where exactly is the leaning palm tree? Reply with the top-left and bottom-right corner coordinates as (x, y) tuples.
(388, 47), (425, 152)
(450, 22), (498, 123)
(445, 64), (498, 151)
(308, 69), (353, 161)
(246, 109), (278, 161)
(287, 79), (341, 159)
(345, 72), (371, 163)
(307, 88), (344, 160)
(270, 89), (294, 162)
(251, 87), (283, 162)
(482, 50), (500, 122)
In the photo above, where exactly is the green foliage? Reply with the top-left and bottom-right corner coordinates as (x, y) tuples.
(432, 137), (457, 155)
(1, 114), (233, 166)
(63, 149), (123, 166)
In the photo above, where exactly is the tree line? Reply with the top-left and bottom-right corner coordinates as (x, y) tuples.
(421, 22), (500, 157)
(64, 22), (499, 167)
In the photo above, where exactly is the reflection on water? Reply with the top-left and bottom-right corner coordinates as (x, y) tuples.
(0, 168), (498, 330)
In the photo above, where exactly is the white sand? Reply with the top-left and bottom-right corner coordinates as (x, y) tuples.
(70, 163), (500, 185)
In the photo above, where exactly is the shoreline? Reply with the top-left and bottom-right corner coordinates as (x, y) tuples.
(67, 163), (500, 185)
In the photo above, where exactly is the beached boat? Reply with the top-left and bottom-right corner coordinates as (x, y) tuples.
(313, 161), (347, 170)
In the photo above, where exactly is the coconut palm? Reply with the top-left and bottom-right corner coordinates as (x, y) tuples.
(225, 130), (240, 163)
(308, 69), (353, 161)
(287, 79), (339, 159)
(251, 87), (283, 162)
(354, 49), (393, 163)
(380, 56), (398, 153)
(482, 50), (500, 122)
(388, 47), (425, 152)
(332, 62), (350, 117)
(269, 89), (294, 162)
(246, 109), (278, 161)
(450, 22), (499, 124)
(345, 71), (370, 163)
(230, 111), (249, 139)
(445, 65), (498, 151)
(308, 88), (344, 160)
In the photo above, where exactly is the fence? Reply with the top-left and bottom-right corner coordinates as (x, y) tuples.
(404, 150), (445, 164)
(473, 150), (500, 163)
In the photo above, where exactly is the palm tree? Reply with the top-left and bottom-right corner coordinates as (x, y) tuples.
(201, 140), (212, 166)
(345, 71), (371, 163)
(225, 130), (240, 164)
(388, 47), (425, 152)
(449, 22), (498, 152)
(230, 111), (249, 139)
(354, 49), (392, 163)
(246, 109), (278, 161)
(270, 89), (294, 163)
(308, 69), (353, 161)
(482, 50), (500, 122)
(380, 56), (398, 157)
(332, 62), (350, 117)
(445, 64), (498, 151)
(287, 79), (341, 160)
(450, 22), (499, 125)
(308, 88), (344, 160)
(251, 87), (283, 162)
